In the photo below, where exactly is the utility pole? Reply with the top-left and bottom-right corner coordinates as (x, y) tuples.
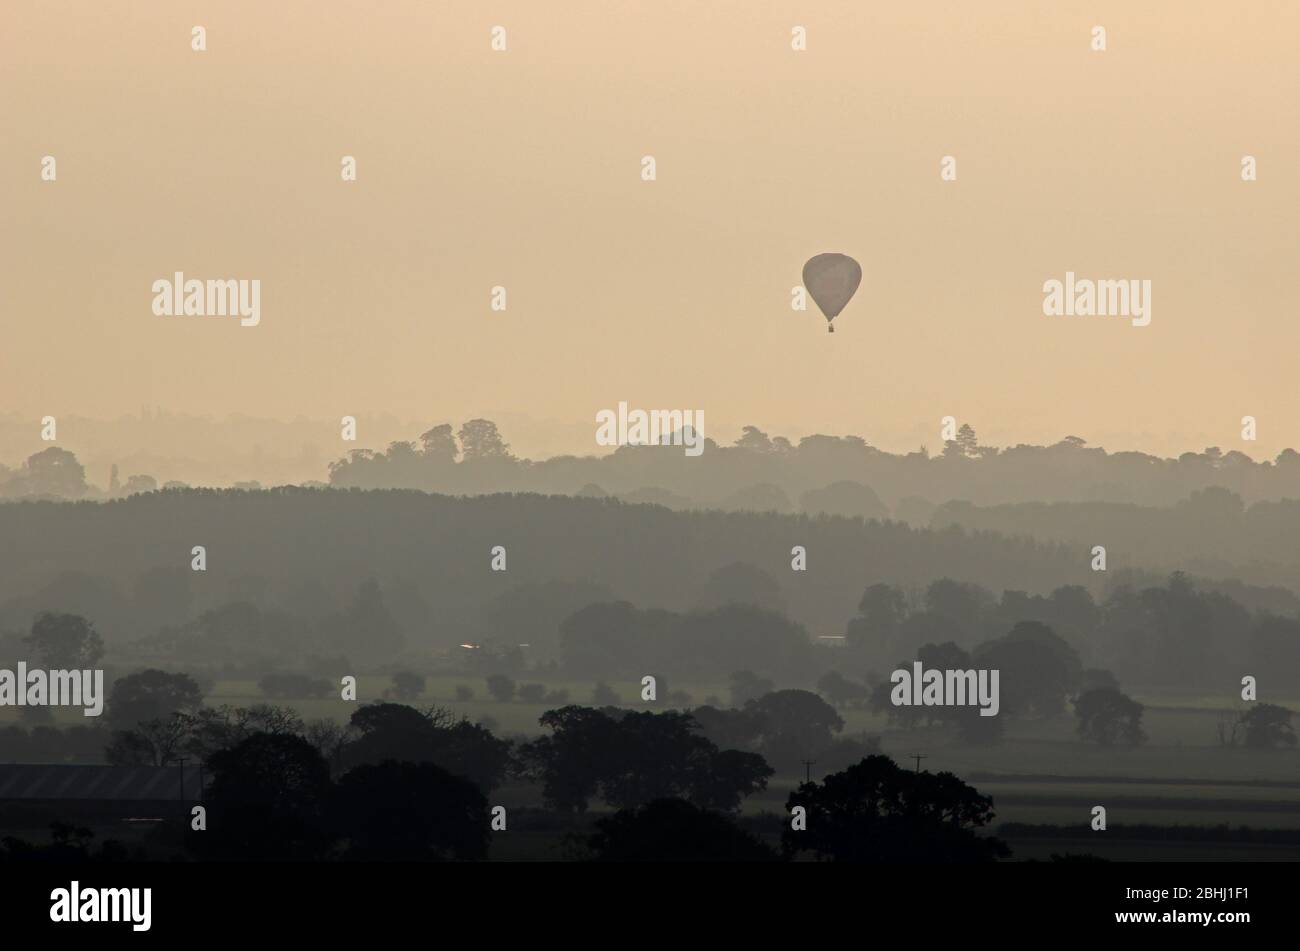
(909, 753), (928, 773)
(801, 759), (817, 783)
(177, 756), (187, 804)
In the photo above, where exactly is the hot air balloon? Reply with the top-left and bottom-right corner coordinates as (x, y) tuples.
(802, 253), (862, 332)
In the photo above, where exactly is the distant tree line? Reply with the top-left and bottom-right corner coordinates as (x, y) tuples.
(323, 419), (1300, 510)
(0, 485), (1090, 652)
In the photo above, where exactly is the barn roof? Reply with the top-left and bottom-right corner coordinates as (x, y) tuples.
(0, 764), (206, 800)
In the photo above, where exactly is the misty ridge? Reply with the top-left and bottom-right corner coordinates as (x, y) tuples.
(7, 418), (1300, 596)
(0, 462), (1298, 695)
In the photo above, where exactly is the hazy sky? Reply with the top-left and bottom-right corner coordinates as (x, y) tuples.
(4, 1), (1298, 459)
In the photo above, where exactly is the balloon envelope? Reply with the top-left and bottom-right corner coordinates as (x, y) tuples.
(802, 253), (862, 322)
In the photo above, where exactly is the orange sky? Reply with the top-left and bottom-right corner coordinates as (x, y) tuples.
(3, 1), (1298, 460)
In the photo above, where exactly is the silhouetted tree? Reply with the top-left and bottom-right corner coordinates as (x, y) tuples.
(200, 733), (334, 860)
(6, 447), (87, 498)
(518, 706), (614, 813)
(955, 424), (979, 457)
(388, 671), (425, 701)
(846, 583), (908, 652)
(457, 419), (510, 460)
(783, 755), (1009, 863)
(105, 716), (187, 766)
(733, 426), (773, 453)
(974, 622), (1080, 717)
(587, 799), (778, 862)
(303, 718), (353, 775)
(689, 704), (767, 751)
(332, 760), (488, 861)
(520, 706), (771, 814)
(923, 579), (996, 642)
(1239, 703), (1296, 749)
(121, 474), (157, 496)
(742, 689), (844, 770)
(485, 674), (516, 703)
(343, 702), (512, 791)
(686, 748), (773, 812)
(418, 424), (459, 462)
(107, 669), (203, 728)
(1074, 687), (1145, 747)
(873, 644), (999, 735)
(182, 704), (305, 761)
(24, 612), (104, 668)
